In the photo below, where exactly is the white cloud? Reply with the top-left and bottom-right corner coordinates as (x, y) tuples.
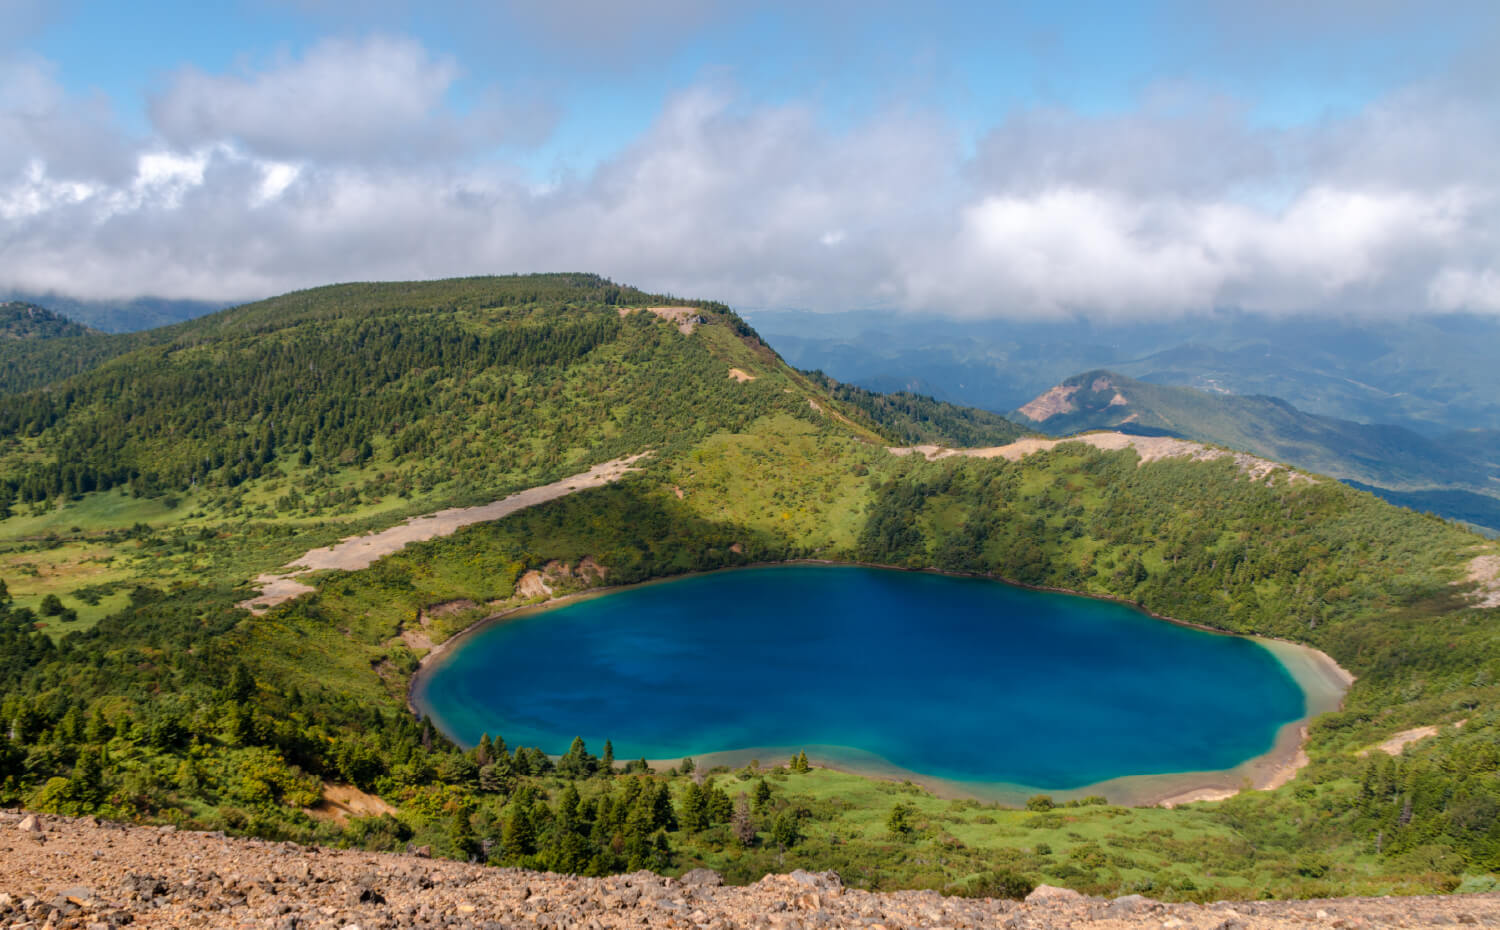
(4, 48), (1500, 319)
(1430, 267), (1500, 312)
(148, 36), (525, 162)
(905, 185), (1478, 318)
(0, 55), (136, 183)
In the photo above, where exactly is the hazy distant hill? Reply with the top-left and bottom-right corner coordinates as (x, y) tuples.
(0, 301), (97, 340)
(751, 308), (1500, 434)
(0, 301), (155, 395)
(1, 292), (228, 333)
(1012, 369), (1500, 532)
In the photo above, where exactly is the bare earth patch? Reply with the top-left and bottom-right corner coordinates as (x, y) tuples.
(1358, 720), (1467, 758)
(398, 628), (434, 652)
(514, 570), (553, 600)
(304, 783), (398, 824)
(890, 432), (1315, 485)
(238, 453), (650, 614)
(728, 367), (756, 382)
(618, 306), (703, 335)
(1017, 383), (1081, 421)
(1463, 553), (1500, 608)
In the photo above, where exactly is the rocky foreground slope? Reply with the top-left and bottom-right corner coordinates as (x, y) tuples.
(3, 811), (1498, 930)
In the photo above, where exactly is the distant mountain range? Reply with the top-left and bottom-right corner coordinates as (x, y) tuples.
(751, 308), (1500, 435)
(0, 301), (99, 340)
(1011, 369), (1500, 534)
(0, 292), (228, 334)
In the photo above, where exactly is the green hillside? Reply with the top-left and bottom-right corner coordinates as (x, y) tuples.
(804, 373), (1033, 448)
(1, 277), (1498, 901)
(0, 301), (97, 340)
(1013, 369), (1500, 531)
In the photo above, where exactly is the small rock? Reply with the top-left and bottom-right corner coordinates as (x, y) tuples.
(1108, 894), (1155, 917)
(17, 814), (42, 833)
(1025, 885), (1083, 904)
(680, 868), (724, 888)
(347, 886), (384, 906)
(788, 870), (842, 890)
(412, 845), (432, 858)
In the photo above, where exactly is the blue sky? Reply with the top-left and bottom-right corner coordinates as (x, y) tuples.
(3, 0), (1499, 316)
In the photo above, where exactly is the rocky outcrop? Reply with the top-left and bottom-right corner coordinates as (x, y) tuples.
(3, 810), (1497, 929)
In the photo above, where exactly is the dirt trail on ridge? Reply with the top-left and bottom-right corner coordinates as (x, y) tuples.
(239, 453), (649, 614)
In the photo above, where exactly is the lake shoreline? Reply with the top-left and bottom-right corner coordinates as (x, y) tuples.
(406, 559), (1354, 808)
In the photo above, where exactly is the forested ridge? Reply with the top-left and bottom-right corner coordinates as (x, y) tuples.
(1, 275), (1498, 901)
(0, 275), (881, 518)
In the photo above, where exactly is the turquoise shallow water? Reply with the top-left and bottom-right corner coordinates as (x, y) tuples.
(411, 565), (1307, 790)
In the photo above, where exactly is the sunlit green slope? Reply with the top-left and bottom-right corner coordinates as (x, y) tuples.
(0, 275), (1497, 901)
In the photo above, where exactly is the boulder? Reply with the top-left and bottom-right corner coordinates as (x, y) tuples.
(1107, 893), (1157, 916)
(1025, 884), (1083, 904)
(16, 814), (41, 833)
(679, 868), (724, 888)
(788, 869), (843, 890)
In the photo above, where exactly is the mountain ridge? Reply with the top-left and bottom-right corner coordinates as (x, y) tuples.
(0, 275), (1497, 901)
(1011, 368), (1500, 532)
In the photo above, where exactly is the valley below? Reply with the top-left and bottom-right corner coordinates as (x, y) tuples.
(3, 276), (1500, 904)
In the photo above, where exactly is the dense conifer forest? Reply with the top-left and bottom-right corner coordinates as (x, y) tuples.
(1, 274), (1498, 900)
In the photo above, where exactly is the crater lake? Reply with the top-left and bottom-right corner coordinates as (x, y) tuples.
(411, 564), (1323, 799)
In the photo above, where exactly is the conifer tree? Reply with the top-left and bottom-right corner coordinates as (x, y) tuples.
(753, 778), (772, 812)
(450, 810), (480, 862)
(706, 781), (733, 824)
(887, 802), (914, 836)
(679, 781), (708, 831)
(502, 801), (536, 858)
(772, 810), (801, 849)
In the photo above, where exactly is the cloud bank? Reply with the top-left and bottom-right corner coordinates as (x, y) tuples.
(2, 33), (1499, 318)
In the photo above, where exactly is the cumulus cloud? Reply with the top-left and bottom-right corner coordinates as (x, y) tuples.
(903, 186), (1479, 319)
(0, 56), (138, 184)
(149, 36), (549, 162)
(4, 38), (1500, 318)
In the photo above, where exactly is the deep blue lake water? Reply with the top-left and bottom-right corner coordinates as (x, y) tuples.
(411, 564), (1307, 790)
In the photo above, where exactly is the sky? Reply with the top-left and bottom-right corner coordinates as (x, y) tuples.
(2, 0), (1499, 318)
